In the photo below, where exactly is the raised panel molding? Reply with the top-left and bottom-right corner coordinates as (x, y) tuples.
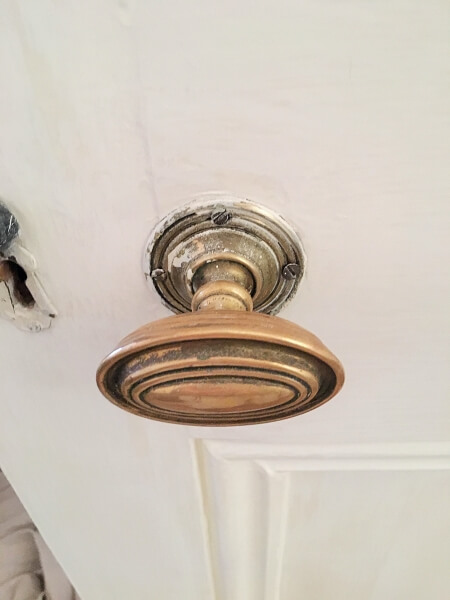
(194, 441), (450, 600)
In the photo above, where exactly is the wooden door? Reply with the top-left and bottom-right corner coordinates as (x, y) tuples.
(1, 2), (449, 598)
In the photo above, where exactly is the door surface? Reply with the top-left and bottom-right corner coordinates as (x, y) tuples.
(0, 2), (449, 599)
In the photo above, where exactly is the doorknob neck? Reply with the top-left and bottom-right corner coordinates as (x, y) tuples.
(191, 260), (254, 312)
(192, 279), (253, 312)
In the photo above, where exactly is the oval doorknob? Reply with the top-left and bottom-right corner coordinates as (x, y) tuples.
(96, 197), (344, 426)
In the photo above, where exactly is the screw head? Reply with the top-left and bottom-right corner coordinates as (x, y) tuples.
(282, 263), (301, 280)
(150, 268), (167, 281)
(211, 207), (232, 226)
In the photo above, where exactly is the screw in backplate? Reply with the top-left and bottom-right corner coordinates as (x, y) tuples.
(211, 207), (232, 226)
(151, 268), (167, 281)
(282, 263), (302, 280)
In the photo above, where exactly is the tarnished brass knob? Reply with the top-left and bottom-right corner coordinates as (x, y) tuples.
(96, 196), (344, 426)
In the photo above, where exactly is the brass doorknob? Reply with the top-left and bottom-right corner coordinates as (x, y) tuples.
(97, 196), (344, 426)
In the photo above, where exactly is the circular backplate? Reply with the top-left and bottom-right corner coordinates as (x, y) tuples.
(144, 194), (305, 315)
(96, 312), (344, 426)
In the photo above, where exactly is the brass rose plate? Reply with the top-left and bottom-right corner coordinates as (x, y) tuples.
(97, 195), (344, 426)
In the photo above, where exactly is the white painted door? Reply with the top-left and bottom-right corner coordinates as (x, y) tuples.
(1, 2), (449, 599)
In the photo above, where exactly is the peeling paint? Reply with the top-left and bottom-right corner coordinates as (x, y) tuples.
(0, 210), (56, 332)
